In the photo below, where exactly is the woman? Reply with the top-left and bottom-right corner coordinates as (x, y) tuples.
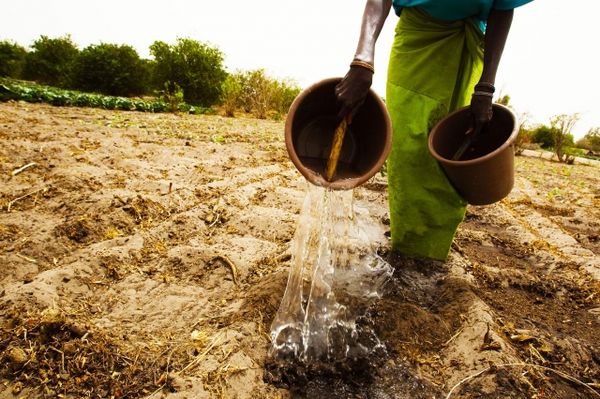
(336, 0), (532, 261)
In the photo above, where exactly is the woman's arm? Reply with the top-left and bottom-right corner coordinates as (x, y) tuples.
(471, 9), (514, 125)
(336, 0), (393, 118)
(354, 0), (393, 64)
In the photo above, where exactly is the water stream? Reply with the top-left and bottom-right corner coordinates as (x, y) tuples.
(270, 184), (392, 364)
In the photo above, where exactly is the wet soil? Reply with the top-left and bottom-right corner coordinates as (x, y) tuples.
(1, 101), (599, 398)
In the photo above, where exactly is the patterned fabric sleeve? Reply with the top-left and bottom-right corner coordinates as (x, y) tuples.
(492, 0), (534, 10)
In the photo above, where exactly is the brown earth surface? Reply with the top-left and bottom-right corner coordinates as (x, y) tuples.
(1, 101), (599, 399)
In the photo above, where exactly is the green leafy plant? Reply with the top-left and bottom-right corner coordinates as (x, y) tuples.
(211, 134), (225, 144)
(158, 81), (185, 113)
(546, 187), (564, 201)
(0, 78), (213, 115)
(380, 160), (388, 177)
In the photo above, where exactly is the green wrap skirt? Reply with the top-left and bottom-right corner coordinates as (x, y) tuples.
(386, 8), (484, 260)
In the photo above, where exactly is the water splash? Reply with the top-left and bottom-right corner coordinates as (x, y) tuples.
(270, 184), (392, 364)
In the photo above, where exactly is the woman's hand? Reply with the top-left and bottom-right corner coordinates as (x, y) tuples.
(470, 92), (493, 128)
(470, 8), (513, 128)
(336, 0), (391, 118)
(335, 65), (373, 118)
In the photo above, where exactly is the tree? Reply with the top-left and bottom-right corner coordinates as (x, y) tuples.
(71, 43), (148, 96)
(576, 127), (600, 152)
(23, 35), (79, 87)
(531, 125), (555, 149)
(0, 40), (27, 78)
(150, 38), (227, 107)
(550, 113), (579, 163)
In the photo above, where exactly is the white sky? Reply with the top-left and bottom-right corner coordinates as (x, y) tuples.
(2, 0), (598, 139)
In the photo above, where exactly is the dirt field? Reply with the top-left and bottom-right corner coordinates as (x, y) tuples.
(1, 101), (599, 398)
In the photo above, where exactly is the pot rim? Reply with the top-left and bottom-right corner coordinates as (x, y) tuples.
(284, 77), (392, 190)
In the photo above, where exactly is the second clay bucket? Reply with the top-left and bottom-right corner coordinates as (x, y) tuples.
(285, 78), (392, 190)
(428, 104), (518, 205)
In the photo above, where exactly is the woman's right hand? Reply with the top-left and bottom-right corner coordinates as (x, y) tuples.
(335, 65), (373, 119)
(336, 0), (391, 118)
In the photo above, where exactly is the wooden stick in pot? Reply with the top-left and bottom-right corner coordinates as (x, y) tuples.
(325, 114), (352, 181)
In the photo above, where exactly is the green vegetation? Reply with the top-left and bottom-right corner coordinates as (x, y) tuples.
(513, 111), (533, 155)
(150, 38), (227, 107)
(71, 43), (149, 97)
(0, 40), (27, 78)
(22, 35), (79, 87)
(498, 95), (596, 163)
(0, 78), (212, 114)
(531, 125), (555, 149)
(221, 69), (301, 119)
(1, 35), (300, 119)
(221, 74), (243, 117)
(550, 113), (579, 163)
(157, 82), (185, 113)
(523, 115), (594, 163)
(576, 127), (600, 154)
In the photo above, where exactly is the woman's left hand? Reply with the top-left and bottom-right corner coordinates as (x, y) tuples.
(470, 93), (493, 129)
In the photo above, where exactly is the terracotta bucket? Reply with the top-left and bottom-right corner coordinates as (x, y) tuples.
(428, 104), (518, 205)
(285, 78), (392, 190)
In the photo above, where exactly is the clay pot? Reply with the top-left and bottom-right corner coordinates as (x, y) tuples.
(428, 104), (518, 205)
(285, 78), (392, 190)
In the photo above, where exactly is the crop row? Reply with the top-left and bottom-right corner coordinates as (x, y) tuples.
(0, 78), (213, 115)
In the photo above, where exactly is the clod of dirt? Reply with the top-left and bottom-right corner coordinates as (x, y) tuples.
(55, 218), (94, 243)
(6, 347), (28, 366)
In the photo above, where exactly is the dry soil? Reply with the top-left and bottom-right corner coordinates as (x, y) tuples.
(1, 102), (599, 398)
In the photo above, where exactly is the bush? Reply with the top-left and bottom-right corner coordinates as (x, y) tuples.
(220, 74), (243, 117)
(242, 69), (271, 119)
(150, 38), (227, 107)
(514, 127), (533, 155)
(158, 81), (185, 113)
(23, 35), (79, 87)
(226, 69), (301, 119)
(0, 40), (27, 78)
(71, 43), (148, 96)
(270, 78), (300, 115)
(531, 125), (555, 149)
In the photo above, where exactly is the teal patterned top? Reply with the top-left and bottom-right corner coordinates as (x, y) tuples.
(392, 0), (533, 30)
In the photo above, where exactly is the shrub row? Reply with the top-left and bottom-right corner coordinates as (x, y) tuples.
(1, 36), (301, 118)
(1, 36), (228, 104)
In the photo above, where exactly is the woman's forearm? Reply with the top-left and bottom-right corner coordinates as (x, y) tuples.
(354, 0), (393, 65)
(479, 9), (514, 84)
